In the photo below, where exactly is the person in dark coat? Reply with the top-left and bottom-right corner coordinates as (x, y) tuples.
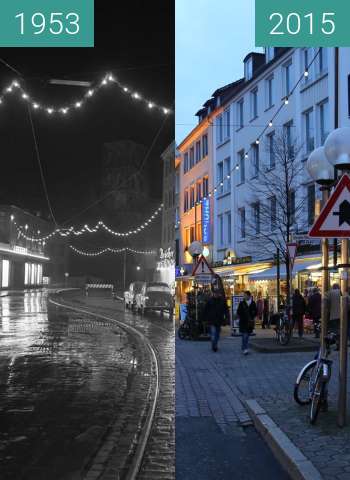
(203, 288), (229, 352)
(292, 289), (306, 338)
(308, 287), (321, 338)
(237, 291), (257, 355)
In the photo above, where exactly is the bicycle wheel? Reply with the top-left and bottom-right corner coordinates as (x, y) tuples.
(310, 369), (326, 425)
(294, 360), (317, 405)
(279, 321), (291, 346)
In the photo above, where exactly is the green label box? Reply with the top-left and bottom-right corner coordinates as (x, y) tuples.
(0, 0), (94, 47)
(256, 0), (350, 47)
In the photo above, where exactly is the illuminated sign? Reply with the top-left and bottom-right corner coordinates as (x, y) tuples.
(201, 198), (211, 244)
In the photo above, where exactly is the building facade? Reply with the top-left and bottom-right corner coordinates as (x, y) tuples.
(0, 205), (68, 290)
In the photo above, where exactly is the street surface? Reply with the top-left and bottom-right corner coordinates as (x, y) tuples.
(176, 328), (350, 480)
(0, 290), (174, 480)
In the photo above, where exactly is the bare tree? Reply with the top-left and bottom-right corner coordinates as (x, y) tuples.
(242, 129), (307, 305)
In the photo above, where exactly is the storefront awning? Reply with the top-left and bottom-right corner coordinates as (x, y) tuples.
(248, 260), (321, 281)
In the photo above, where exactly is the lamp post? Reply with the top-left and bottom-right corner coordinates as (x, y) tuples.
(324, 126), (350, 427)
(306, 147), (334, 354)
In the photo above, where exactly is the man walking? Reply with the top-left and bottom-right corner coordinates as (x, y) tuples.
(203, 287), (229, 352)
(325, 283), (341, 337)
(292, 289), (306, 338)
(237, 291), (257, 355)
(308, 287), (321, 338)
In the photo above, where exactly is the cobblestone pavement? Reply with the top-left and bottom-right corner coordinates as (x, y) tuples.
(176, 328), (350, 480)
(64, 292), (175, 480)
(0, 290), (174, 480)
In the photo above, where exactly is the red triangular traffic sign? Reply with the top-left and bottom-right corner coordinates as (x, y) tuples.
(309, 174), (350, 238)
(192, 255), (215, 276)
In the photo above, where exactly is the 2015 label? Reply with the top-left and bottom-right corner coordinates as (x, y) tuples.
(15, 12), (80, 36)
(269, 12), (335, 36)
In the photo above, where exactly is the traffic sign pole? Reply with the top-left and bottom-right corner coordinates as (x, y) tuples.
(321, 188), (330, 355)
(338, 238), (349, 427)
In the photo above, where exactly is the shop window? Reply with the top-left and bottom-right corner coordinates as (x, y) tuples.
(2, 260), (9, 288)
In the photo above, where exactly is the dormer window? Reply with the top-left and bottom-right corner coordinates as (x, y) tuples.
(266, 47), (275, 63)
(244, 57), (253, 80)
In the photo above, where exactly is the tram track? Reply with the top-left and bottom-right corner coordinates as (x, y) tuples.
(49, 293), (173, 480)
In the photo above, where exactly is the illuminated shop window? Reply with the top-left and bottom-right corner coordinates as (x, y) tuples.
(2, 260), (9, 288)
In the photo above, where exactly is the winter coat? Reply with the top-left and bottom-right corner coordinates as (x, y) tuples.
(292, 294), (306, 317)
(203, 296), (229, 327)
(237, 299), (257, 334)
(326, 288), (341, 321)
(308, 292), (321, 319)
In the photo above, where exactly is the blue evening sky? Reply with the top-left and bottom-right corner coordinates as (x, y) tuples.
(176, 0), (261, 144)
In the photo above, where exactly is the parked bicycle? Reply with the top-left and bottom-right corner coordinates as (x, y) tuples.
(294, 332), (338, 424)
(272, 307), (292, 346)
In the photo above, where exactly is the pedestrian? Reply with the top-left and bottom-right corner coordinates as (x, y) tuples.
(325, 284), (341, 343)
(237, 291), (257, 355)
(256, 292), (264, 325)
(262, 296), (270, 329)
(292, 289), (306, 338)
(308, 287), (321, 338)
(202, 287), (229, 352)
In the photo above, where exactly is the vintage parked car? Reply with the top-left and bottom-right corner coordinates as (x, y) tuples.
(124, 281), (146, 311)
(135, 282), (174, 317)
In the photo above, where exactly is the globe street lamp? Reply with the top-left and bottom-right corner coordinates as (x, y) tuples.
(324, 127), (350, 427)
(306, 146), (334, 355)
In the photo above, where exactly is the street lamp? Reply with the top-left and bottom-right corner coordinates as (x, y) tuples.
(136, 266), (141, 271)
(323, 127), (350, 427)
(306, 146), (334, 356)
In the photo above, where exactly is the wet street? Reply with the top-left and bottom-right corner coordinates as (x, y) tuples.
(0, 290), (174, 480)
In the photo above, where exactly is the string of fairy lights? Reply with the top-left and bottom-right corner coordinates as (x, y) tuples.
(11, 204), (163, 243)
(0, 73), (171, 117)
(178, 48), (321, 226)
(69, 245), (156, 256)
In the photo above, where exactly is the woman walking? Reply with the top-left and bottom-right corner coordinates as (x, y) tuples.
(237, 291), (257, 355)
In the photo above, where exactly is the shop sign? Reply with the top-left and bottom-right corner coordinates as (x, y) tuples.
(213, 256), (252, 268)
(201, 198), (211, 244)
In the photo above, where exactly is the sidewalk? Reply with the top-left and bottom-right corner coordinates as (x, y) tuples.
(176, 329), (350, 480)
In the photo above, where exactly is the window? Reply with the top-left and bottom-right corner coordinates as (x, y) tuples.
(189, 147), (195, 168)
(196, 182), (202, 202)
(224, 109), (230, 139)
(216, 114), (223, 144)
(196, 223), (202, 242)
(238, 150), (245, 183)
(319, 100), (330, 145)
(195, 141), (201, 163)
(190, 185), (195, 208)
(239, 208), (246, 239)
(250, 88), (258, 119)
(218, 215), (224, 245)
(252, 202), (260, 234)
(203, 176), (209, 197)
(266, 47), (275, 62)
(284, 62), (292, 97)
(217, 162), (224, 193)
(245, 58), (253, 80)
(202, 134), (208, 157)
(270, 196), (277, 231)
(318, 48), (327, 74)
(290, 190), (296, 224)
(284, 121), (294, 158)
(185, 228), (190, 248)
(308, 184), (315, 225)
(184, 190), (189, 212)
(265, 76), (274, 109)
(267, 132), (275, 169)
(237, 99), (244, 129)
(190, 226), (195, 243)
(224, 157), (231, 192)
(25, 262), (29, 285)
(226, 212), (232, 244)
(251, 143), (259, 177)
(2, 259), (9, 288)
(184, 152), (189, 173)
(304, 109), (314, 153)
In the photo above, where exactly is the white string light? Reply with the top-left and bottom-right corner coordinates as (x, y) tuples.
(12, 204), (163, 243)
(178, 49), (322, 226)
(0, 73), (172, 118)
(70, 245), (156, 256)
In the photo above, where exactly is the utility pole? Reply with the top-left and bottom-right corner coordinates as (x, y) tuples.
(123, 249), (127, 291)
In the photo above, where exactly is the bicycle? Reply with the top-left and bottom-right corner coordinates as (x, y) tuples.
(274, 308), (292, 346)
(293, 332), (337, 424)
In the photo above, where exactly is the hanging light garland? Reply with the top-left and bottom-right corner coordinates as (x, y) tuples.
(12, 204), (163, 243)
(177, 48), (321, 226)
(70, 245), (156, 256)
(0, 73), (172, 117)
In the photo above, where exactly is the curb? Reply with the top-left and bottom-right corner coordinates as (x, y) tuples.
(244, 399), (322, 480)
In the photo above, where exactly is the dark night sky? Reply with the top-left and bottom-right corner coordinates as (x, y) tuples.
(0, 1), (174, 280)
